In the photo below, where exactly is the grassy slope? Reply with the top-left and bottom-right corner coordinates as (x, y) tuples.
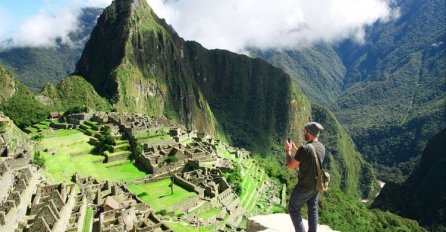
(320, 188), (426, 232)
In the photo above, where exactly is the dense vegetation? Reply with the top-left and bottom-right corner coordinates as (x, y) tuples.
(252, 43), (345, 107)
(0, 63), (111, 128)
(319, 188), (426, 232)
(39, 75), (111, 112)
(372, 129), (446, 231)
(256, 0), (446, 183)
(0, 8), (102, 91)
(0, 65), (50, 127)
(334, 0), (446, 181)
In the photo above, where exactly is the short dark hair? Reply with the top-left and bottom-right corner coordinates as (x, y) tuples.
(304, 122), (324, 137)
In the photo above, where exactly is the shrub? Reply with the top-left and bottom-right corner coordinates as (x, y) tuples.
(164, 155), (178, 164)
(33, 151), (46, 168)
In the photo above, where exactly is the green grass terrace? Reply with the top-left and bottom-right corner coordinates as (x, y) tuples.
(127, 178), (196, 212)
(36, 129), (147, 183)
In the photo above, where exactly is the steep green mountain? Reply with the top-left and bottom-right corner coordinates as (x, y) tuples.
(252, 44), (346, 108)
(372, 129), (446, 231)
(0, 8), (102, 91)
(74, 0), (311, 150)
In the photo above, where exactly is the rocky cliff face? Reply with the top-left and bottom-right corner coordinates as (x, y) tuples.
(75, 0), (311, 149)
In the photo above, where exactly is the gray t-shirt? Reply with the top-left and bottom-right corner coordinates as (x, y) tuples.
(294, 141), (326, 190)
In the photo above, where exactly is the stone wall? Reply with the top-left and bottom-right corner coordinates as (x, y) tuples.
(0, 162), (13, 203)
(174, 174), (204, 198)
(105, 151), (131, 163)
(171, 196), (201, 211)
(5, 158), (30, 169)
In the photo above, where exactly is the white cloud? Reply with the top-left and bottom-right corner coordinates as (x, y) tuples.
(1, 0), (399, 52)
(148, 0), (399, 52)
(8, 8), (79, 47)
(0, 0), (112, 49)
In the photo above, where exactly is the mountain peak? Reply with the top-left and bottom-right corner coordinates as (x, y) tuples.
(74, 0), (311, 150)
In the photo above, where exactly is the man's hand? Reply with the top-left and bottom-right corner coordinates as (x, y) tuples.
(291, 142), (298, 152)
(285, 140), (300, 170)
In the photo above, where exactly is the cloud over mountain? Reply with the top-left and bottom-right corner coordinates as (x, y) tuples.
(0, 0), (399, 51)
(149, 0), (399, 52)
(0, 0), (109, 49)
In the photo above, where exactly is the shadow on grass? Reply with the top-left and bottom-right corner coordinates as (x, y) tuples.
(137, 192), (149, 198)
(158, 192), (174, 198)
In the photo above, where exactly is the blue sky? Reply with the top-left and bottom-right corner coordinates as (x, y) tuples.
(0, 1), (45, 37)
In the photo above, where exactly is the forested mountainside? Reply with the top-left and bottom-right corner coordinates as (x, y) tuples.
(255, 0), (446, 182)
(253, 44), (345, 107)
(372, 129), (446, 231)
(0, 8), (102, 91)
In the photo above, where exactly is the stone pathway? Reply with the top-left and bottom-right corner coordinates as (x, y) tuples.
(248, 213), (339, 232)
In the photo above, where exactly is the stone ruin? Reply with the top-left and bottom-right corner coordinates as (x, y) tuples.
(0, 161), (41, 232)
(137, 143), (187, 176)
(136, 136), (219, 177)
(52, 112), (163, 139)
(173, 168), (245, 227)
(75, 175), (172, 232)
(65, 113), (94, 126)
(0, 155), (172, 232)
(184, 140), (217, 162)
(107, 113), (160, 138)
(169, 128), (188, 142)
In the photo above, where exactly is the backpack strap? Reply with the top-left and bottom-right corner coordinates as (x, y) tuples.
(308, 143), (323, 177)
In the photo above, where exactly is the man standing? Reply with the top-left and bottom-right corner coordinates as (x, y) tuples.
(285, 122), (325, 232)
